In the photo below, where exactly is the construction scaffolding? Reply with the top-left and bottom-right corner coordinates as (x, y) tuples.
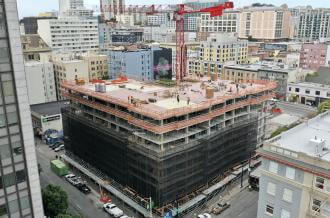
(62, 106), (258, 206)
(61, 78), (275, 208)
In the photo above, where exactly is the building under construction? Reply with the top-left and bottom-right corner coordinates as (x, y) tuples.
(61, 76), (276, 207)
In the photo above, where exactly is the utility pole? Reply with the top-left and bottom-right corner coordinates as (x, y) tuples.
(240, 161), (244, 188)
(176, 199), (179, 218)
(149, 197), (153, 218)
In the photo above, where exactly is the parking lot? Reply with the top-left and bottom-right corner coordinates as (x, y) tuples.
(36, 138), (138, 218)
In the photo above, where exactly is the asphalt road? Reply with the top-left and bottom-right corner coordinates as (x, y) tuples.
(215, 188), (258, 218)
(275, 101), (317, 118)
(36, 139), (109, 218)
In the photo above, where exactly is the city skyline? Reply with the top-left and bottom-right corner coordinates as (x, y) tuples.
(18, 0), (330, 18)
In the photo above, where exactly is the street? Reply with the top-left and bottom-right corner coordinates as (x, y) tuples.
(36, 138), (138, 218)
(275, 101), (317, 118)
(215, 188), (258, 218)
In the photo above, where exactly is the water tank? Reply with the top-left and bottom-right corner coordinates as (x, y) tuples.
(206, 87), (214, 99)
(95, 83), (100, 92)
(100, 84), (106, 93)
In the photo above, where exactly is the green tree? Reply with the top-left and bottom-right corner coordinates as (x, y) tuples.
(318, 100), (330, 114)
(56, 213), (83, 218)
(42, 184), (68, 217)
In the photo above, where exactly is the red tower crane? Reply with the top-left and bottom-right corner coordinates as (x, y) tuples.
(102, 1), (234, 83)
(146, 2), (234, 83)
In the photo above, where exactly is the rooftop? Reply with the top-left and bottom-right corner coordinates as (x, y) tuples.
(270, 111), (330, 161)
(62, 77), (276, 118)
(31, 101), (70, 117)
(21, 34), (51, 52)
(288, 82), (330, 89)
(225, 62), (293, 73)
(305, 67), (330, 85)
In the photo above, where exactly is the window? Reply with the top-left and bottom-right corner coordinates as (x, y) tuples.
(8, 199), (18, 214)
(267, 182), (276, 196)
(295, 88), (300, 92)
(20, 196), (30, 210)
(3, 172), (15, 187)
(0, 204), (7, 216)
(0, 143), (10, 159)
(16, 169), (26, 184)
(7, 112), (17, 125)
(269, 161), (278, 174)
(305, 89), (310, 94)
(312, 198), (321, 212)
(281, 209), (290, 218)
(285, 167), (295, 180)
(315, 177), (325, 190)
(266, 204), (274, 216)
(282, 188), (293, 203)
(2, 81), (14, 96)
(315, 90), (320, 96)
(288, 87), (292, 91)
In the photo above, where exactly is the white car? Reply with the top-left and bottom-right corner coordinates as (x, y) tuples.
(54, 144), (64, 152)
(103, 203), (123, 217)
(197, 213), (212, 218)
(120, 216), (130, 218)
(65, 174), (81, 186)
(103, 203), (116, 214)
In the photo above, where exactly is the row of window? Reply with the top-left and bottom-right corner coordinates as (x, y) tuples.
(289, 87), (321, 96)
(269, 161), (296, 180)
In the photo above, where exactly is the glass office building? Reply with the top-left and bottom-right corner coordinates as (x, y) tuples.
(0, 0), (44, 217)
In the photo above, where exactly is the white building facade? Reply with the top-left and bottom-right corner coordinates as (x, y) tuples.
(24, 61), (57, 105)
(37, 17), (99, 53)
(287, 82), (330, 106)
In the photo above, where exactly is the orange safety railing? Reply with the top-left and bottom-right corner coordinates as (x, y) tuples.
(62, 91), (274, 134)
(61, 79), (276, 121)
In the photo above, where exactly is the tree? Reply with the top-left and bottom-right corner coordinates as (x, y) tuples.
(42, 184), (68, 217)
(318, 100), (330, 114)
(56, 214), (83, 218)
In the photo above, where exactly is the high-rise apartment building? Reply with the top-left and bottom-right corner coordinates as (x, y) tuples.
(183, 0), (226, 32)
(37, 17), (99, 52)
(239, 5), (292, 41)
(199, 10), (239, 33)
(257, 111), (330, 218)
(296, 7), (330, 41)
(100, 0), (125, 21)
(59, 0), (93, 18)
(0, 0), (44, 216)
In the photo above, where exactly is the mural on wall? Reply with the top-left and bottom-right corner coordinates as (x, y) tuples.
(153, 48), (172, 80)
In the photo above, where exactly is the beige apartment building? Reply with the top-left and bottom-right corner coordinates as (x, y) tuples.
(52, 53), (89, 99)
(79, 52), (108, 80)
(189, 33), (248, 77)
(239, 5), (293, 41)
(257, 111), (330, 218)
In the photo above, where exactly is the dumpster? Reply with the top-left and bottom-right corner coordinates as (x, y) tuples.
(50, 159), (68, 176)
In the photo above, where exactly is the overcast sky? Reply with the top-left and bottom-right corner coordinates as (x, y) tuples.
(17, 0), (330, 18)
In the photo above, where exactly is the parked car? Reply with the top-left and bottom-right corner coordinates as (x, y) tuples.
(52, 143), (63, 150)
(120, 216), (130, 218)
(103, 203), (117, 214)
(103, 203), (123, 217)
(76, 183), (91, 194)
(212, 202), (230, 215)
(49, 141), (62, 149)
(65, 174), (81, 186)
(54, 145), (64, 152)
(111, 207), (124, 218)
(197, 213), (212, 218)
(202, 213), (211, 218)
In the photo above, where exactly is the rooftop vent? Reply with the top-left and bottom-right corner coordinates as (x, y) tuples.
(310, 136), (326, 156)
